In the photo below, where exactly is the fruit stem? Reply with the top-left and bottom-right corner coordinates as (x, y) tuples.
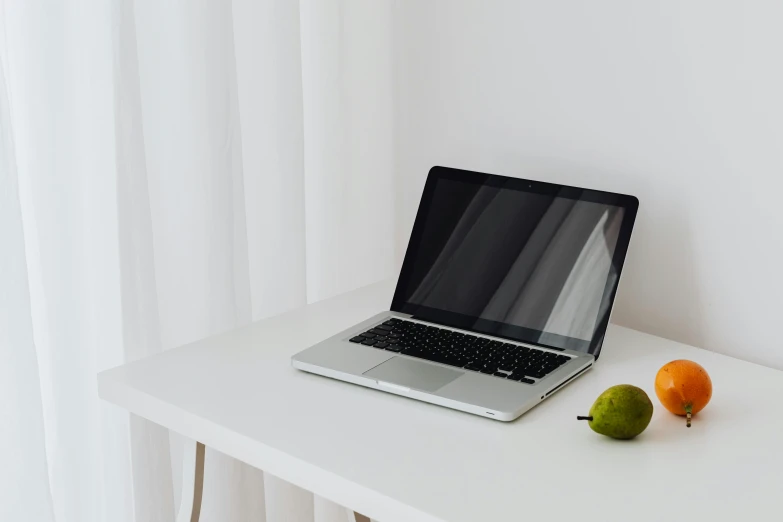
(685, 404), (693, 428)
(576, 416), (593, 421)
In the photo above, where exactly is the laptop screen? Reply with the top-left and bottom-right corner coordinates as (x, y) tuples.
(391, 167), (638, 356)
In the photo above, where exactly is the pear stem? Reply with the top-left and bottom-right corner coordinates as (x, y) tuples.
(576, 416), (593, 421)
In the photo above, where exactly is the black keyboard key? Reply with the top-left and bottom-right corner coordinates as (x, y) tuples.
(387, 345), (402, 352)
(360, 333), (376, 339)
(349, 336), (364, 343)
(493, 372), (509, 378)
(375, 342), (389, 348)
(376, 324), (392, 331)
(520, 378), (535, 384)
(507, 374), (523, 381)
(479, 367), (496, 374)
(464, 364), (482, 371)
(410, 350), (438, 363)
(368, 329), (388, 336)
(383, 319), (401, 325)
(361, 339), (377, 346)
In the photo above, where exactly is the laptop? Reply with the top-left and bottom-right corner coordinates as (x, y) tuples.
(292, 166), (638, 421)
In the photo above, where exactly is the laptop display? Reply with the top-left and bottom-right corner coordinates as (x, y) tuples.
(392, 167), (638, 355)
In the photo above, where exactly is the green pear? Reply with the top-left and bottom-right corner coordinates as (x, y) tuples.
(577, 384), (653, 440)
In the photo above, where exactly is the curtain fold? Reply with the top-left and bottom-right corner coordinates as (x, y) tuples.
(0, 28), (56, 522)
(113, 1), (177, 520)
(0, 0), (394, 520)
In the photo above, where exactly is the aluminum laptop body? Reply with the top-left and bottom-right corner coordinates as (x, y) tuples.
(292, 166), (639, 421)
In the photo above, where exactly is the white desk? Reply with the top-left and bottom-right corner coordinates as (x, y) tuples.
(98, 279), (783, 522)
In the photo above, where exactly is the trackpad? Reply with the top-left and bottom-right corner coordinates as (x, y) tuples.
(364, 357), (463, 392)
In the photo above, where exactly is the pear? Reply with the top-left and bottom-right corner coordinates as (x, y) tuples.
(577, 384), (654, 440)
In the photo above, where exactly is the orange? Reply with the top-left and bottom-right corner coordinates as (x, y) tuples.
(654, 360), (712, 428)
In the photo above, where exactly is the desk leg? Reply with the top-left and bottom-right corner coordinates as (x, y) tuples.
(176, 440), (205, 522)
(175, 439), (368, 522)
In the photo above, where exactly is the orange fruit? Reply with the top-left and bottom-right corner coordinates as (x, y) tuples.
(654, 360), (712, 428)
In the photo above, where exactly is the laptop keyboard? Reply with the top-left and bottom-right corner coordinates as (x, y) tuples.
(349, 318), (572, 384)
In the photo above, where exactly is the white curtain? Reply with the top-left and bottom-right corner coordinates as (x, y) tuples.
(0, 1), (393, 521)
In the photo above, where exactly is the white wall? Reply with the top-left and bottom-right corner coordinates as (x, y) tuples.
(392, 1), (783, 368)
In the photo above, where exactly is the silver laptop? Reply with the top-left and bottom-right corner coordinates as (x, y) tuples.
(293, 166), (638, 421)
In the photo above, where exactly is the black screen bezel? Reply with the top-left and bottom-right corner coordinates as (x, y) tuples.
(391, 166), (639, 358)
